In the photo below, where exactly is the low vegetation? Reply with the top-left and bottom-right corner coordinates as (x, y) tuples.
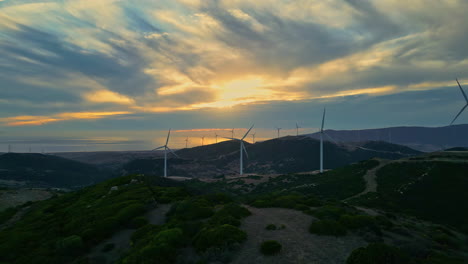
(260, 240), (282, 256)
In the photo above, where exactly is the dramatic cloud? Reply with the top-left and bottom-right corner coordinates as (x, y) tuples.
(0, 0), (467, 149)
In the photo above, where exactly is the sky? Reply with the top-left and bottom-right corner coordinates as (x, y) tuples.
(1, 0), (468, 152)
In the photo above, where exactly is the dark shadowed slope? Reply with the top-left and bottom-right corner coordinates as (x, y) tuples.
(0, 153), (113, 188)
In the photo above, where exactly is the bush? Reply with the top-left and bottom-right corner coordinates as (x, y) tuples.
(131, 224), (161, 244)
(346, 243), (409, 264)
(217, 203), (251, 219)
(260, 240), (282, 255)
(309, 220), (347, 236)
(194, 224), (247, 252)
(56, 235), (83, 255)
(116, 204), (146, 225)
(311, 205), (347, 220)
(130, 216), (148, 229)
(101, 243), (115, 252)
(339, 215), (376, 229)
(265, 224), (277, 230)
(167, 199), (213, 221)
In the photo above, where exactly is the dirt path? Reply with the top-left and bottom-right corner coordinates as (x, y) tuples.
(344, 159), (391, 201)
(86, 203), (172, 263)
(231, 206), (366, 264)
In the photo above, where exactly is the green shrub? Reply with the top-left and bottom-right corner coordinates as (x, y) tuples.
(260, 240), (282, 255)
(167, 199), (213, 221)
(194, 224), (247, 252)
(339, 215), (376, 229)
(346, 243), (409, 264)
(130, 216), (148, 229)
(209, 214), (241, 227)
(131, 224), (161, 244)
(265, 224), (276, 230)
(0, 207), (18, 225)
(101, 243), (115, 252)
(309, 220), (347, 236)
(56, 235), (83, 255)
(116, 204), (146, 225)
(375, 215), (394, 229)
(311, 205), (347, 220)
(217, 203), (251, 219)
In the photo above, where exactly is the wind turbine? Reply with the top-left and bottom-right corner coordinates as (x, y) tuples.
(276, 127), (282, 138)
(296, 122), (301, 136)
(224, 124), (254, 175)
(185, 137), (189, 148)
(450, 78), (468, 125)
(251, 132), (256, 144)
(320, 108), (325, 173)
(231, 128), (235, 138)
(201, 136), (205, 146)
(215, 133), (219, 143)
(153, 129), (179, 177)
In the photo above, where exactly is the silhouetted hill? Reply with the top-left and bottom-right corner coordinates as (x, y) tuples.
(0, 153), (113, 188)
(176, 140), (244, 160)
(122, 137), (421, 177)
(307, 124), (468, 152)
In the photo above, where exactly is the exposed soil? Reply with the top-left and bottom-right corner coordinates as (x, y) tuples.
(231, 206), (366, 264)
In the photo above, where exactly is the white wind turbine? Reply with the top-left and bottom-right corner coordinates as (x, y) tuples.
(225, 124), (254, 175)
(185, 137), (189, 148)
(320, 108), (326, 173)
(450, 78), (468, 125)
(201, 136), (205, 146)
(153, 129), (179, 177)
(296, 122), (301, 136)
(251, 132), (256, 144)
(230, 128), (235, 138)
(215, 133), (219, 143)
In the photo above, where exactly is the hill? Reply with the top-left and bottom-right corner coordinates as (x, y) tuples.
(0, 153), (113, 188)
(307, 124), (468, 152)
(122, 137), (421, 178)
(52, 150), (165, 170)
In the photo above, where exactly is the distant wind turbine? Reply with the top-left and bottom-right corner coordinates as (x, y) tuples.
(231, 128), (235, 138)
(224, 124), (254, 175)
(215, 133), (219, 143)
(296, 122), (301, 136)
(450, 78), (468, 125)
(276, 127), (282, 138)
(251, 132), (256, 144)
(201, 136), (205, 146)
(185, 137), (189, 148)
(153, 129), (179, 177)
(319, 108), (334, 173)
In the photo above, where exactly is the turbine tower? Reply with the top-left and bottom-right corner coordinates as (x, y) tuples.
(185, 137), (189, 148)
(231, 128), (235, 138)
(320, 108), (326, 173)
(225, 124), (254, 175)
(450, 78), (468, 125)
(276, 127), (282, 138)
(215, 133), (219, 143)
(296, 122), (301, 136)
(201, 136), (205, 146)
(153, 129), (179, 177)
(252, 132), (256, 144)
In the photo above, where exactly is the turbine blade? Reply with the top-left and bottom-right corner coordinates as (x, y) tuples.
(167, 147), (179, 158)
(152, 146), (165, 151)
(324, 132), (338, 145)
(456, 79), (468, 103)
(242, 124), (255, 140)
(242, 141), (249, 158)
(165, 129), (171, 146)
(321, 108), (326, 131)
(450, 104), (468, 125)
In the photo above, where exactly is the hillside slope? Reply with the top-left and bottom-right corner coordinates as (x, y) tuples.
(122, 137), (421, 178)
(307, 124), (468, 152)
(0, 153), (113, 188)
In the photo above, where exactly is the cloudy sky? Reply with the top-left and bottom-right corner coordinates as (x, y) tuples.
(1, 0), (468, 151)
